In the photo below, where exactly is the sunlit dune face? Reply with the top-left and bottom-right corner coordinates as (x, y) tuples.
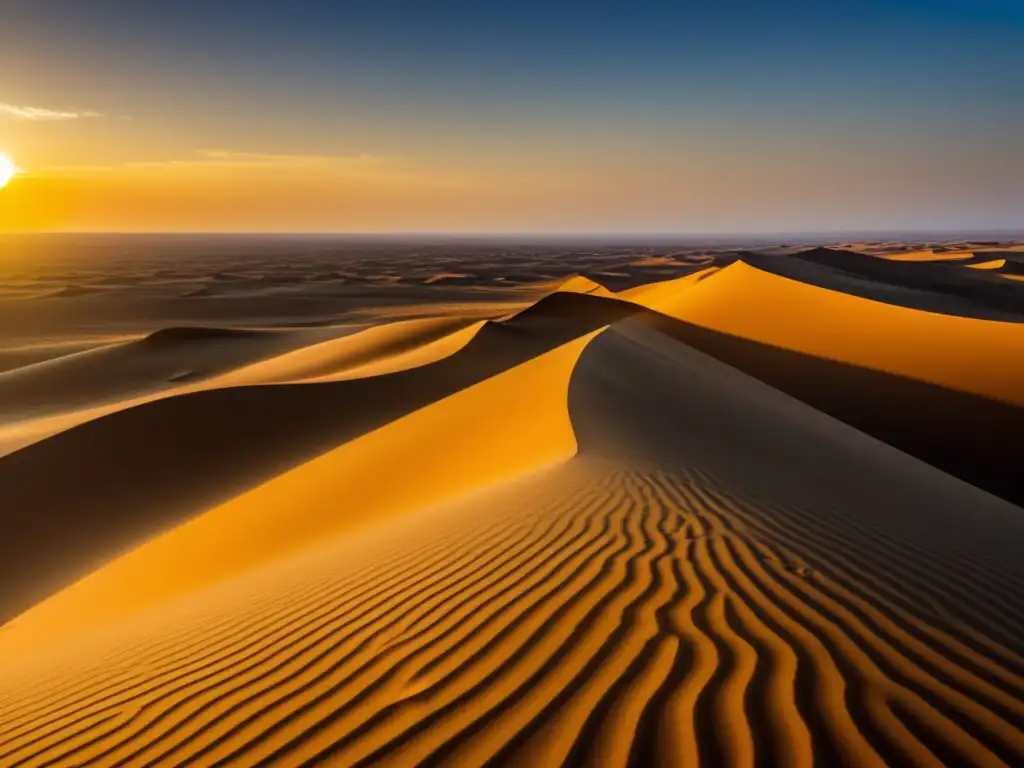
(0, 155), (16, 188)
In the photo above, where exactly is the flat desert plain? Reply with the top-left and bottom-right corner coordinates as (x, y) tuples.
(1, 236), (1023, 766)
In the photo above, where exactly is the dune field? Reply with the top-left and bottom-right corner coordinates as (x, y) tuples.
(1, 236), (1023, 766)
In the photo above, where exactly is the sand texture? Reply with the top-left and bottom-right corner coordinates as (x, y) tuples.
(1, 237), (1023, 767)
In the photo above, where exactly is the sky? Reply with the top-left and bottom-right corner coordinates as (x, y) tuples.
(0, 0), (1022, 234)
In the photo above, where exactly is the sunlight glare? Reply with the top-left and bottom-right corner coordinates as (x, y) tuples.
(0, 154), (16, 188)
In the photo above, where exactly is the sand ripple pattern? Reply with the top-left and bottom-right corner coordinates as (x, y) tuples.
(1, 457), (1022, 767)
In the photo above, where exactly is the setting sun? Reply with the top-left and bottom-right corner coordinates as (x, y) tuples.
(0, 155), (16, 188)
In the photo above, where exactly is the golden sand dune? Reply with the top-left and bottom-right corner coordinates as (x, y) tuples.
(654, 259), (1024, 406)
(0, 290), (637, 629)
(1, 263), (1023, 767)
(553, 275), (617, 298)
(2, 331), (598, 640)
(965, 259), (1008, 271)
(618, 267), (719, 310)
(879, 249), (975, 262)
(209, 317), (487, 386)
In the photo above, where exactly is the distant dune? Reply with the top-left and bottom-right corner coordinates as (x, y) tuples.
(43, 284), (108, 299)
(1, 241), (1023, 766)
(879, 249), (974, 262)
(650, 258), (1024, 406)
(966, 258), (1008, 270)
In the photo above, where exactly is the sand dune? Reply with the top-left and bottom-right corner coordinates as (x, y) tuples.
(752, 247), (1024, 322)
(549, 275), (617, 298)
(1, 319), (1021, 767)
(208, 317), (487, 386)
(618, 267), (720, 309)
(0, 326), (305, 422)
(652, 259), (1024, 406)
(880, 249), (974, 262)
(44, 285), (110, 299)
(0, 289), (637, 630)
(0, 330), (600, 644)
(0, 306), (531, 457)
(0, 325), (354, 457)
(1, 246), (1023, 767)
(966, 259), (1008, 270)
(0, 336), (133, 376)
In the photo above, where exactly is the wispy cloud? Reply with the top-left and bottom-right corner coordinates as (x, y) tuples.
(28, 149), (493, 197)
(0, 103), (103, 121)
(196, 150), (392, 167)
(36, 150), (401, 176)
(79, 150), (398, 172)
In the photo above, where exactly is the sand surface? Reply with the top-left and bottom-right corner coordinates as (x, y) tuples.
(1, 236), (1022, 766)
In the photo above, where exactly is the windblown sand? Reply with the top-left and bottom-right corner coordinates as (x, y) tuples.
(1, 238), (1023, 766)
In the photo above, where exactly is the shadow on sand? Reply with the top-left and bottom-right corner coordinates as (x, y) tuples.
(640, 311), (1024, 511)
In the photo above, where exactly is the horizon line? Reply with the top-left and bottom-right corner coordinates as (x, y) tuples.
(4, 229), (1023, 241)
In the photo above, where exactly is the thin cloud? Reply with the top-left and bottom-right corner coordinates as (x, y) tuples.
(36, 150), (400, 175)
(0, 103), (103, 121)
(197, 150), (393, 167)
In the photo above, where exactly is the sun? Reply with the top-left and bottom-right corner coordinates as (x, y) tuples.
(0, 154), (16, 188)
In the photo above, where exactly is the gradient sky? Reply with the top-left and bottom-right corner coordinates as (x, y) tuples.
(1, 0), (1022, 233)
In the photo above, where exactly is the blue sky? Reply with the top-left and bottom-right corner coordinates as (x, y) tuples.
(1, 0), (1022, 232)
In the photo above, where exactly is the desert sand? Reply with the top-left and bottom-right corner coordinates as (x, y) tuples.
(1, 236), (1022, 766)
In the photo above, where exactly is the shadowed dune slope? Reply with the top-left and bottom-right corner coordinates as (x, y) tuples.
(0, 325), (370, 458)
(0, 290), (639, 629)
(998, 260), (1024, 277)
(0, 336), (133, 376)
(639, 310), (1024, 510)
(748, 248), (1024, 321)
(0, 326), (308, 422)
(0, 322), (1021, 767)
